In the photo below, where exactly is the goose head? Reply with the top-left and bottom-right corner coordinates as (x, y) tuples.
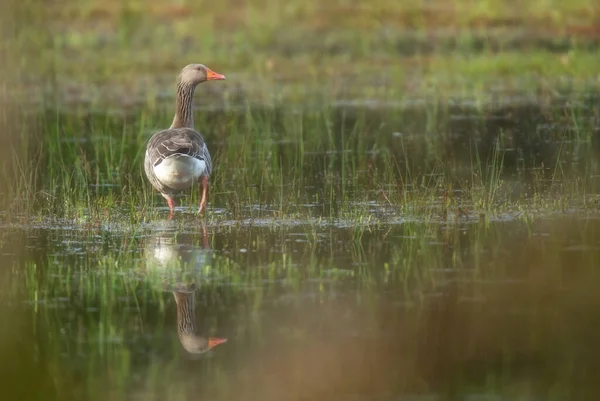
(179, 64), (226, 86)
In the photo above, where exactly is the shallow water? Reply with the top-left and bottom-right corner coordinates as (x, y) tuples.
(1, 90), (600, 400)
(2, 215), (600, 401)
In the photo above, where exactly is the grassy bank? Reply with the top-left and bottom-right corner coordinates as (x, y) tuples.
(3, 0), (600, 102)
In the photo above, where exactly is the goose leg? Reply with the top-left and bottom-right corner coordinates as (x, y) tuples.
(166, 196), (177, 211)
(162, 193), (177, 217)
(198, 176), (209, 214)
(166, 196), (177, 219)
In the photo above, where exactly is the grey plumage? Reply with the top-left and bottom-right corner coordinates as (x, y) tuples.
(144, 127), (212, 195)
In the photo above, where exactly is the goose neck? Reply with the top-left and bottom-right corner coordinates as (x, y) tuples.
(170, 81), (196, 129)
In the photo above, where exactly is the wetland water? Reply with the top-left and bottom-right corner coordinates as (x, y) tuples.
(1, 95), (600, 401)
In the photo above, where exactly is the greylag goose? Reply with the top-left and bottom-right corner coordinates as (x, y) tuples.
(144, 64), (225, 215)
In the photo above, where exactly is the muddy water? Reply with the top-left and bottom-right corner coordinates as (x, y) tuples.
(1, 215), (600, 401)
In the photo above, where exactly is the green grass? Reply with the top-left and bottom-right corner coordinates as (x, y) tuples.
(1, 0), (600, 226)
(2, 94), (599, 228)
(3, 0), (600, 101)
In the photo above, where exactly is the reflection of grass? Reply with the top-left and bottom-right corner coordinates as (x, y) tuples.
(8, 216), (600, 400)
(7, 221), (474, 401)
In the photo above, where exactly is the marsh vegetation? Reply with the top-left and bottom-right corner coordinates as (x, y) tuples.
(1, 0), (600, 400)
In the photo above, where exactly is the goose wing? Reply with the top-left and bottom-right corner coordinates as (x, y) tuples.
(146, 128), (209, 168)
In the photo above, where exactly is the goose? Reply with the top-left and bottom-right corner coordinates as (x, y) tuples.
(144, 64), (225, 215)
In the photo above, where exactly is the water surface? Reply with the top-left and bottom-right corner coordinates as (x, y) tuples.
(2, 215), (600, 401)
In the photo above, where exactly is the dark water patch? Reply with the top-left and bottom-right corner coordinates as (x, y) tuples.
(264, 28), (600, 58)
(393, 29), (600, 56)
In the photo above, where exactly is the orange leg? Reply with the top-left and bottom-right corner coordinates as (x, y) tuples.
(166, 196), (176, 211)
(198, 176), (209, 214)
(162, 194), (176, 219)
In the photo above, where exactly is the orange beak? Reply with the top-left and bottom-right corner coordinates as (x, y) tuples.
(206, 68), (226, 80)
(208, 337), (228, 349)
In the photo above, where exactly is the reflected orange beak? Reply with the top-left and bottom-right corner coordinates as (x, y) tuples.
(208, 337), (228, 348)
(206, 68), (226, 80)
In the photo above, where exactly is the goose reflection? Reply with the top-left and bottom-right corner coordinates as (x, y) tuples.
(144, 223), (227, 354)
(172, 285), (227, 354)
